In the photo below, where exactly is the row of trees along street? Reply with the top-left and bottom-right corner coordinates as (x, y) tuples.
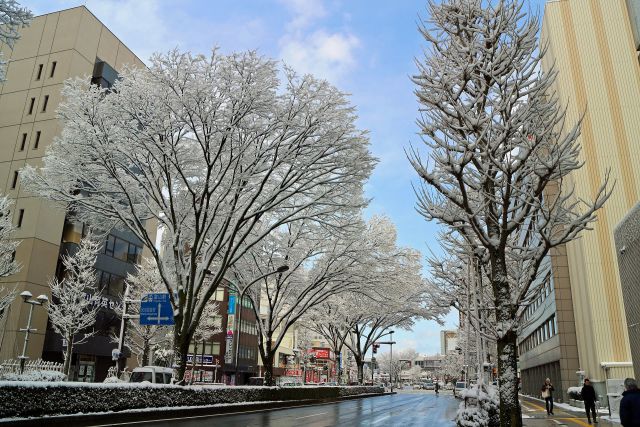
(13, 44), (444, 385)
(0, 1), (613, 425)
(410, 1), (611, 426)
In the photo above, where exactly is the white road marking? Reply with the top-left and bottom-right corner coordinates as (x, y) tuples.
(372, 415), (391, 424)
(295, 412), (327, 420)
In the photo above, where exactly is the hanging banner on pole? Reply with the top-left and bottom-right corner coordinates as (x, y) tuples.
(228, 295), (236, 314)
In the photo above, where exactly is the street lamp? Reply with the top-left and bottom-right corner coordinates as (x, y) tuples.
(18, 291), (48, 374)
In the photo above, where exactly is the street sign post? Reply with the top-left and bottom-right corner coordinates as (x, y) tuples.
(111, 349), (121, 361)
(140, 293), (175, 325)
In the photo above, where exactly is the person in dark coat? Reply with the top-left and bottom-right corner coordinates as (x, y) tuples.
(581, 378), (597, 424)
(541, 378), (555, 415)
(620, 378), (640, 427)
(435, 381), (439, 395)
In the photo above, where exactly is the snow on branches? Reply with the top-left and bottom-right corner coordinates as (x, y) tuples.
(410, 1), (610, 426)
(22, 48), (375, 379)
(0, 0), (32, 82)
(47, 235), (101, 377)
(121, 258), (173, 366)
(0, 195), (20, 319)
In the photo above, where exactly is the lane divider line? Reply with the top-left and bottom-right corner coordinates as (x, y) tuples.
(295, 412), (327, 420)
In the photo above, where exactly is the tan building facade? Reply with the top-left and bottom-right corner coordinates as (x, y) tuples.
(0, 7), (144, 377)
(532, 0), (638, 396)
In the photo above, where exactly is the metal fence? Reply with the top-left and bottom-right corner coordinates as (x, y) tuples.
(0, 359), (64, 375)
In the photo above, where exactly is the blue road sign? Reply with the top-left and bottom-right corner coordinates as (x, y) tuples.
(140, 293), (175, 325)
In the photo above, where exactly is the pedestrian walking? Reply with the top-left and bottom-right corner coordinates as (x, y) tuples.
(581, 378), (598, 424)
(435, 381), (439, 395)
(541, 378), (555, 416)
(620, 378), (640, 427)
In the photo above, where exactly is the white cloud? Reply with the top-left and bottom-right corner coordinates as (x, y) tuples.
(280, 30), (359, 82)
(278, 0), (326, 30)
(277, 0), (359, 84)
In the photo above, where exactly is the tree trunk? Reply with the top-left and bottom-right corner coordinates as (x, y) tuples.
(142, 339), (150, 367)
(189, 340), (199, 384)
(63, 337), (74, 379)
(264, 337), (276, 386)
(173, 332), (190, 383)
(497, 330), (521, 427)
(355, 356), (364, 385)
(492, 255), (522, 427)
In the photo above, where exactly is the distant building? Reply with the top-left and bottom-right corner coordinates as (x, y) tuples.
(440, 330), (458, 354)
(413, 354), (443, 378)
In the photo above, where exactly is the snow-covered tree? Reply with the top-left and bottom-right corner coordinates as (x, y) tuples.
(0, 0), (32, 82)
(322, 219), (441, 384)
(187, 297), (221, 383)
(439, 350), (464, 384)
(122, 258), (172, 366)
(0, 195), (20, 320)
(0, 195), (19, 279)
(22, 49), (374, 380)
(0, 286), (15, 324)
(47, 235), (101, 377)
(303, 302), (350, 382)
(235, 216), (373, 386)
(377, 348), (419, 383)
(410, 1), (610, 425)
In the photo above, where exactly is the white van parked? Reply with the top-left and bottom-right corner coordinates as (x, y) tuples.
(129, 366), (174, 384)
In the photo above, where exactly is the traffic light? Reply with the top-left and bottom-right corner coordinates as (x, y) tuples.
(372, 343), (380, 354)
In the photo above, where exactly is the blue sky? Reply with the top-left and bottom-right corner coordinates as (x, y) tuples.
(29, 0), (548, 355)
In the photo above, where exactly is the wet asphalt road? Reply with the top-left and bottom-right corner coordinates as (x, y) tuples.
(109, 391), (460, 427)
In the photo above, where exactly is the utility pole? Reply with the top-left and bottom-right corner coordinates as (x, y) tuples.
(115, 284), (140, 374)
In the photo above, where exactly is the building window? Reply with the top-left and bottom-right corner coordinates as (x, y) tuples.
(17, 209), (24, 228)
(28, 98), (35, 115)
(104, 235), (115, 256)
(103, 234), (142, 264)
(19, 133), (27, 151)
(114, 238), (128, 261)
(36, 64), (43, 80)
(41, 95), (49, 112)
(49, 61), (57, 78)
(211, 342), (220, 355)
(97, 270), (125, 296)
(127, 243), (142, 264)
(34, 131), (41, 149)
(11, 171), (18, 189)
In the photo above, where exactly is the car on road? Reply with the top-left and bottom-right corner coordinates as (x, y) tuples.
(422, 380), (435, 390)
(129, 366), (173, 384)
(412, 383), (422, 390)
(453, 381), (467, 398)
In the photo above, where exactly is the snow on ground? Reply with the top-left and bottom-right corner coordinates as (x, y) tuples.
(0, 400), (286, 423)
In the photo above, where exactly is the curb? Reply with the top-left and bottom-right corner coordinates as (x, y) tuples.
(0, 392), (393, 426)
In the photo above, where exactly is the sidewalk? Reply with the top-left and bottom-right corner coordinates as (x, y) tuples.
(520, 395), (620, 427)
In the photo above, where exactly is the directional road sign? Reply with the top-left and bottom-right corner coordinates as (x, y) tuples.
(140, 293), (175, 325)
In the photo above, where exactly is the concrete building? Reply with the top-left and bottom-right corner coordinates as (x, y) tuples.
(0, 7), (147, 381)
(519, 0), (639, 403)
(413, 354), (443, 378)
(440, 330), (458, 355)
(614, 203), (640, 380)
